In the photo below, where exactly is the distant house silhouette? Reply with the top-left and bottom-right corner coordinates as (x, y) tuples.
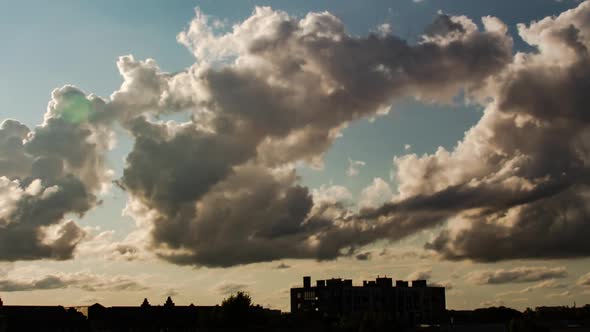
(140, 298), (150, 308)
(164, 296), (175, 307)
(291, 275), (446, 325)
(0, 302), (87, 331)
(2, 293), (590, 331)
(81, 298), (204, 331)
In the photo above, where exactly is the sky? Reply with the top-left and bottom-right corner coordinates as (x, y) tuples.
(0, 0), (590, 311)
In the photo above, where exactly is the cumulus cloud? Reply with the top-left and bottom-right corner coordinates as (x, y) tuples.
(104, 6), (513, 267)
(359, 1), (590, 262)
(0, 271), (147, 292)
(0, 85), (114, 261)
(312, 184), (353, 206)
(467, 266), (568, 285)
(12, 2), (580, 268)
(359, 178), (393, 209)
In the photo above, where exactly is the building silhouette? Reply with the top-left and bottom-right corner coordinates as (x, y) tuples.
(290, 275), (446, 325)
(3, 293), (590, 331)
(0, 297), (87, 332)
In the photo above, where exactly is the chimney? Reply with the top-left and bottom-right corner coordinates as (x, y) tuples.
(303, 276), (311, 288)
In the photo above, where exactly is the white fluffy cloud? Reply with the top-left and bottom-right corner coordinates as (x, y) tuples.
(359, 178), (393, 209)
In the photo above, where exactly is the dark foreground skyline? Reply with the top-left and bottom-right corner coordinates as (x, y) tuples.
(1, 276), (589, 332)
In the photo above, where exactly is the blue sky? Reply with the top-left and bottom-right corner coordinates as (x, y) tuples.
(1, 0), (589, 311)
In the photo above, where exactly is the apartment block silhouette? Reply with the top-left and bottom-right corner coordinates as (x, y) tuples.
(290, 276), (446, 325)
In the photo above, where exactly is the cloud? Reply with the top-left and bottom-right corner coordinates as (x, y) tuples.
(0, 85), (114, 261)
(274, 263), (291, 269)
(378, 248), (434, 261)
(497, 279), (567, 297)
(0, 263), (12, 277)
(0, 271), (147, 292)
(467, 266), (568, 285)
(430, 280), (453, 290)
(214, 281), (250, 295)
(355, 252), (371, 261)
(75, 228), (146, 261)
(547, 290), (572, 298)
(480, 299), (505, 308)
(407, 268), (432, 281)
(359, 178), (393, 209)
(576, 272), (590, 287)
(359, 1), (590, 262)
(163, 288), (180, 298)
(346, 158), (366, 177)
(376, 23), (392, 36)
(107, 6), (513, 267)
(312, 184), (353, 206)
(0, 3), (531, 267)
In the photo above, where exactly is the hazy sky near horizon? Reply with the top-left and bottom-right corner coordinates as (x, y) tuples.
(1, 0), (590, 311)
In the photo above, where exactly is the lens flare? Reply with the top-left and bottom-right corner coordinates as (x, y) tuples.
(57, 94), (92, 124)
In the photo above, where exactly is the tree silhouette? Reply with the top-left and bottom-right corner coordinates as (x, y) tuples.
(222, 292), (252, 308)
(221, 291), (252, 327)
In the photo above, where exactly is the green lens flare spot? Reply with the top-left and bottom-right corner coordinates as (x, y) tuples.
(57, 95), (92, 124)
